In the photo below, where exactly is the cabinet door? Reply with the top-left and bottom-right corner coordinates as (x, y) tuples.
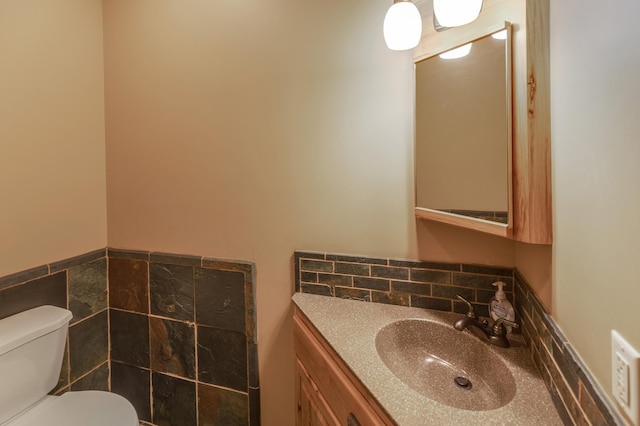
(296, 359), (339, 426)
(293, 310), (392, 426)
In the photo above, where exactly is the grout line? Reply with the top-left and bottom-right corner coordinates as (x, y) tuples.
(194, 322), (199, 426)
(69, 360), (109, 389)
(147, 259), (153, 424)
(106, 255), (112, 392)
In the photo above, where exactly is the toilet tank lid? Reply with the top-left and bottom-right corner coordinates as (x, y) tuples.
(0, 306), (73, 356)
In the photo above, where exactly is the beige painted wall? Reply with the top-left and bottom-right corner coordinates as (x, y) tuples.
(102, 1), (515, 423)
(550, 0), (640, 413)
(515, 242), (552, 312)
(0, 0), (107, 277)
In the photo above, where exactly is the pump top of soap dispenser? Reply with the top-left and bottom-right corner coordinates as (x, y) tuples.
(492, 281), (507, 300)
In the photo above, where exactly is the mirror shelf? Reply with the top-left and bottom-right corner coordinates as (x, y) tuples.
(415, 207), (511, 238)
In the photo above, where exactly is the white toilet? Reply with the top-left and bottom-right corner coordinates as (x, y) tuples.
(0, 305), (138, 425)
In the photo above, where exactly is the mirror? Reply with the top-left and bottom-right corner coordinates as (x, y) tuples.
(415, 26), (513, 237)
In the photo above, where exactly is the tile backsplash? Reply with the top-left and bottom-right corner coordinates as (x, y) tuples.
(295, 251), (514, 320)
(294, 250), (625, 426)
(0, 248), (260, 426)
(514, 272), (625, 426)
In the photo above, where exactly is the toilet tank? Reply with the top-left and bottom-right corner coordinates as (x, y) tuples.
(0, 306), (72, 424)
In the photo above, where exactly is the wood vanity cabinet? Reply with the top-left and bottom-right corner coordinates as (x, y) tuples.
(293, 308), (394, 426)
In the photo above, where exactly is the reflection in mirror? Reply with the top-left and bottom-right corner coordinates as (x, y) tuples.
(415, 27), (511, 230)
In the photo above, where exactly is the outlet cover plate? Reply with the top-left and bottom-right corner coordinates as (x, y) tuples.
(612, 330), (640, 425)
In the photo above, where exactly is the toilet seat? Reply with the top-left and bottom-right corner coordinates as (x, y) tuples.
(5, 391), (138, 426)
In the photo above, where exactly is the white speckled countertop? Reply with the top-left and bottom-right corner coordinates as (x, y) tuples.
(292, 293), (563, 426)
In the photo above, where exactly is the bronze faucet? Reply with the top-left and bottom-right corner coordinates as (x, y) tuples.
(454, 294), (518, 348)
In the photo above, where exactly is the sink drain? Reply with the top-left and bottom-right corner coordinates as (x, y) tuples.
(454, 376), (472, 390)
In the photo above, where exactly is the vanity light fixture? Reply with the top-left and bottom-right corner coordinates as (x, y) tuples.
(433, 0), (483, 28)
(439, 43), (472, 59)
(383, 0), (423, 51)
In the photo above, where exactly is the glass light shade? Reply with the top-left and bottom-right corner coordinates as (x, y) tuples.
(439, 43), (472, 59)
(433, 0), (483, 27)
(383, 1), (423, 51)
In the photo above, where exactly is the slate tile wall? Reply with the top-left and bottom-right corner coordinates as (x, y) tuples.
(294, 250), (514, 320)
(514, 272), (626, 426)
(0, 249), (109, 394)
(294, 250), (624, 426)
(108, 249), (260, 426)
(0, 248), (260, 425)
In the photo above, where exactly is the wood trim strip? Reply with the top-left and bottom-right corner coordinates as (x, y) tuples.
(415, 207), (511, 238)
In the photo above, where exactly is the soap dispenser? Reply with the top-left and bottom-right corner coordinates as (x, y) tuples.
(489, 281), (515, 332)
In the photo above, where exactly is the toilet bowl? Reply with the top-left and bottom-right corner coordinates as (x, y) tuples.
(0, 306), (138, 426)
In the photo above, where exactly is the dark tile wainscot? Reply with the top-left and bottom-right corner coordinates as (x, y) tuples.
(0, 248), (260, 426)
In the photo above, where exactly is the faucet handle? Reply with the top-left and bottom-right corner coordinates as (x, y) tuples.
(492, 318), (519, 336)
(456, 294), (477, 319)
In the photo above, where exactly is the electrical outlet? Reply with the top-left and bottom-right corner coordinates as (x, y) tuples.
(612, 330), (640, 425)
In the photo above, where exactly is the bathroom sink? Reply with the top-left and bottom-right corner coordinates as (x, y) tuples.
(375, 319), (516, 411)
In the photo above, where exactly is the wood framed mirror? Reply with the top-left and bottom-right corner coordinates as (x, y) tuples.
(414, 24), (513, 238)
